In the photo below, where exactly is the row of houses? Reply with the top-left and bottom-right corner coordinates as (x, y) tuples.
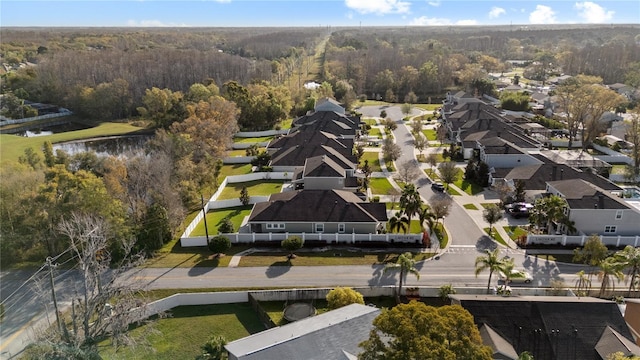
(245, 98), (389, 236)
(441, 92), (640, 237)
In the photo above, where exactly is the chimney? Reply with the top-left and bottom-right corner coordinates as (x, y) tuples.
(552, 166), (557, 181)
(598, 194), (605, 209)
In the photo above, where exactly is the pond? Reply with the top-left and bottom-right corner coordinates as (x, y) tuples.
(16, 121), (92, 137)
(53, 135), (150, 158)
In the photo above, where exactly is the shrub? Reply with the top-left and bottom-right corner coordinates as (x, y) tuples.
(207, 235), (231, 256)
(326, 287), (364, 309)
(281, 236), (304, 259)
(218, 217), (234, 234)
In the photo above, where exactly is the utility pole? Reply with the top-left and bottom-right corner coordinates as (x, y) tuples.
(46, 256), (63, 335)
(201, 194), (210, 245)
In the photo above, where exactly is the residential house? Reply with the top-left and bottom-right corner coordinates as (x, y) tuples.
(313, 97), (346, 114)
(538, 150), (611, 173)
(248, 189), (387, 234)
(269, 144), (357, 173)
(546, 179), (639, 236)
(225, 303), (380, 360)
(451, 295), (640, 360)
(291, 155), (361, 192)
(608, 83), (637, 101)
(490, 156), (621, 198)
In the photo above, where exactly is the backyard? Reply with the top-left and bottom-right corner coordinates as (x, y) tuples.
(191, 206), (253, 236)
(217, 180), (284, 200)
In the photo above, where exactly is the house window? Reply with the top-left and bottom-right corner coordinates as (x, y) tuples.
(338, 223), (345, 233)
(315, 223), (324, 233)
(266, 223), (285, 230)
(616, 210), (623, 219)
(604, 225), (617, 234)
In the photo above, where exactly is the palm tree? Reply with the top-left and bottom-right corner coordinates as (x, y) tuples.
(384, 252), (420, 303)
(613, 245), (640, 297)
(597, 257), (625, 298)
(529, 195), (567, 234)
(574, 270), (592, 296)
(475, 249), (508, 294)
(399, 184), (423, 223)
(418, 205), (436, 232)
(500, 258), (516, 285)
(196, 335), (228, 360)
(388, 212), (410, 234)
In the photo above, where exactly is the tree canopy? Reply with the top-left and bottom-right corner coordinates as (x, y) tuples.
(359, 302), (492, 360)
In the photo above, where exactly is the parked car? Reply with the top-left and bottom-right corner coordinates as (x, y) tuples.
(498, 269), (533, 284)
(504, 202), (533, 218)
(431, 182), (445, 192)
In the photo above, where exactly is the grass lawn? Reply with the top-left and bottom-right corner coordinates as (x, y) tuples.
(278, 118), (293, 130)
(98, 304), (265, 360)
(368, 127), (382, 138)
(191, 206), (253, 236)
(480, 202), (500, 209)
(504, 225), (528, 240)
(363, 118), (379, 126)
(386, 202), (399, 210)
(413, 104), (441, 111)
(387, 219), (422, 234)
(422, 129), (437, 141)
(483, 227), (509, 248)
(360, 151), (382, 172)
(143, 244), (251, 268)
(238, 248), (434, 267)
(218, 180), (284, 200)
(434, 223), (448, 249)
(219, 164), (252, 178)
(424, 168), (439, 179)
(463, 204), (479, 210)
(453, 178), (484, 195)
(233, 136), (273, 144)
(611, 164), (627, 175)
(0, 122), (145, 164)
(357, 100), (391, 107)
(369, 177), (394, 194)
(446, 186), (461, 196)
(227, 148), (264, 157)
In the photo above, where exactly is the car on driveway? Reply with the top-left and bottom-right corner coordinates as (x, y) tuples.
(431, 182), (445, 192)
(498, 269), (533, 284)
(504, 202), (533, 218)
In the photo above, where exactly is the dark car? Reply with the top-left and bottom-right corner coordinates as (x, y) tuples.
(431, 182), (445, 192)
(505, 202), (533, 218)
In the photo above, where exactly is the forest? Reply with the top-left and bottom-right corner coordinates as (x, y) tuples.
(1, 24), (640, 268)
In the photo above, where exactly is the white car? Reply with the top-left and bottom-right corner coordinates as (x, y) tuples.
(498, 269), (533, 284)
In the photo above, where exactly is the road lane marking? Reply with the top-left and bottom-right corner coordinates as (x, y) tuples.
(0, 314), (40, 352)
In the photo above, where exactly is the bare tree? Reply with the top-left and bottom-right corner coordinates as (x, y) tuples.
(32, 212), (152, 356)
(426, 153), (439, 171)
(414, 135), (428, 159)
(626, 111), (640, 181)
(382, 136), (402, 163)
(395, 160), (421, 184)
(430, 197), (452, 225)
(438, 161), (459, 189)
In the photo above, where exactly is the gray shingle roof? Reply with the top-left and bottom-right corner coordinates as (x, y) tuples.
(248, 190), (387, 223)
(225, 304), (380, 360)
(303, 155), (346, 178)
(548, 179), (630, 210)
(451, 295), (636, 360)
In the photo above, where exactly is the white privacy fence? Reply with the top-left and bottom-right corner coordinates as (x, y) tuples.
(526, 234), (640, 247)
(179, 172), (293, 240)
(180, 232), (423, 247)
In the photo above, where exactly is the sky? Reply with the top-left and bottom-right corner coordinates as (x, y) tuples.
(1, 0), (639, 27)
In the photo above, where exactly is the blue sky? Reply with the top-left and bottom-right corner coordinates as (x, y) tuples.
(2, 0), (638, 27)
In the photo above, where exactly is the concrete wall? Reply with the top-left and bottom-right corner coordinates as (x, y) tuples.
(131, 286), (576, 322)
(180, 232), (423, 247)
(526, 234), (640, 247)
(235, 130), (289, 137)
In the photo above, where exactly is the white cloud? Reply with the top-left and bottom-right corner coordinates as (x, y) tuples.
(489, 6), (506, 19)
(428, 1), (441, 7)
(575, 2), (614, 23)
(126, 19), (188, 27)
(344, 0), (411, 14)
(410, 17), (478, 26)
(529, 5), (556, 24)
(489, 6), (507, 19)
